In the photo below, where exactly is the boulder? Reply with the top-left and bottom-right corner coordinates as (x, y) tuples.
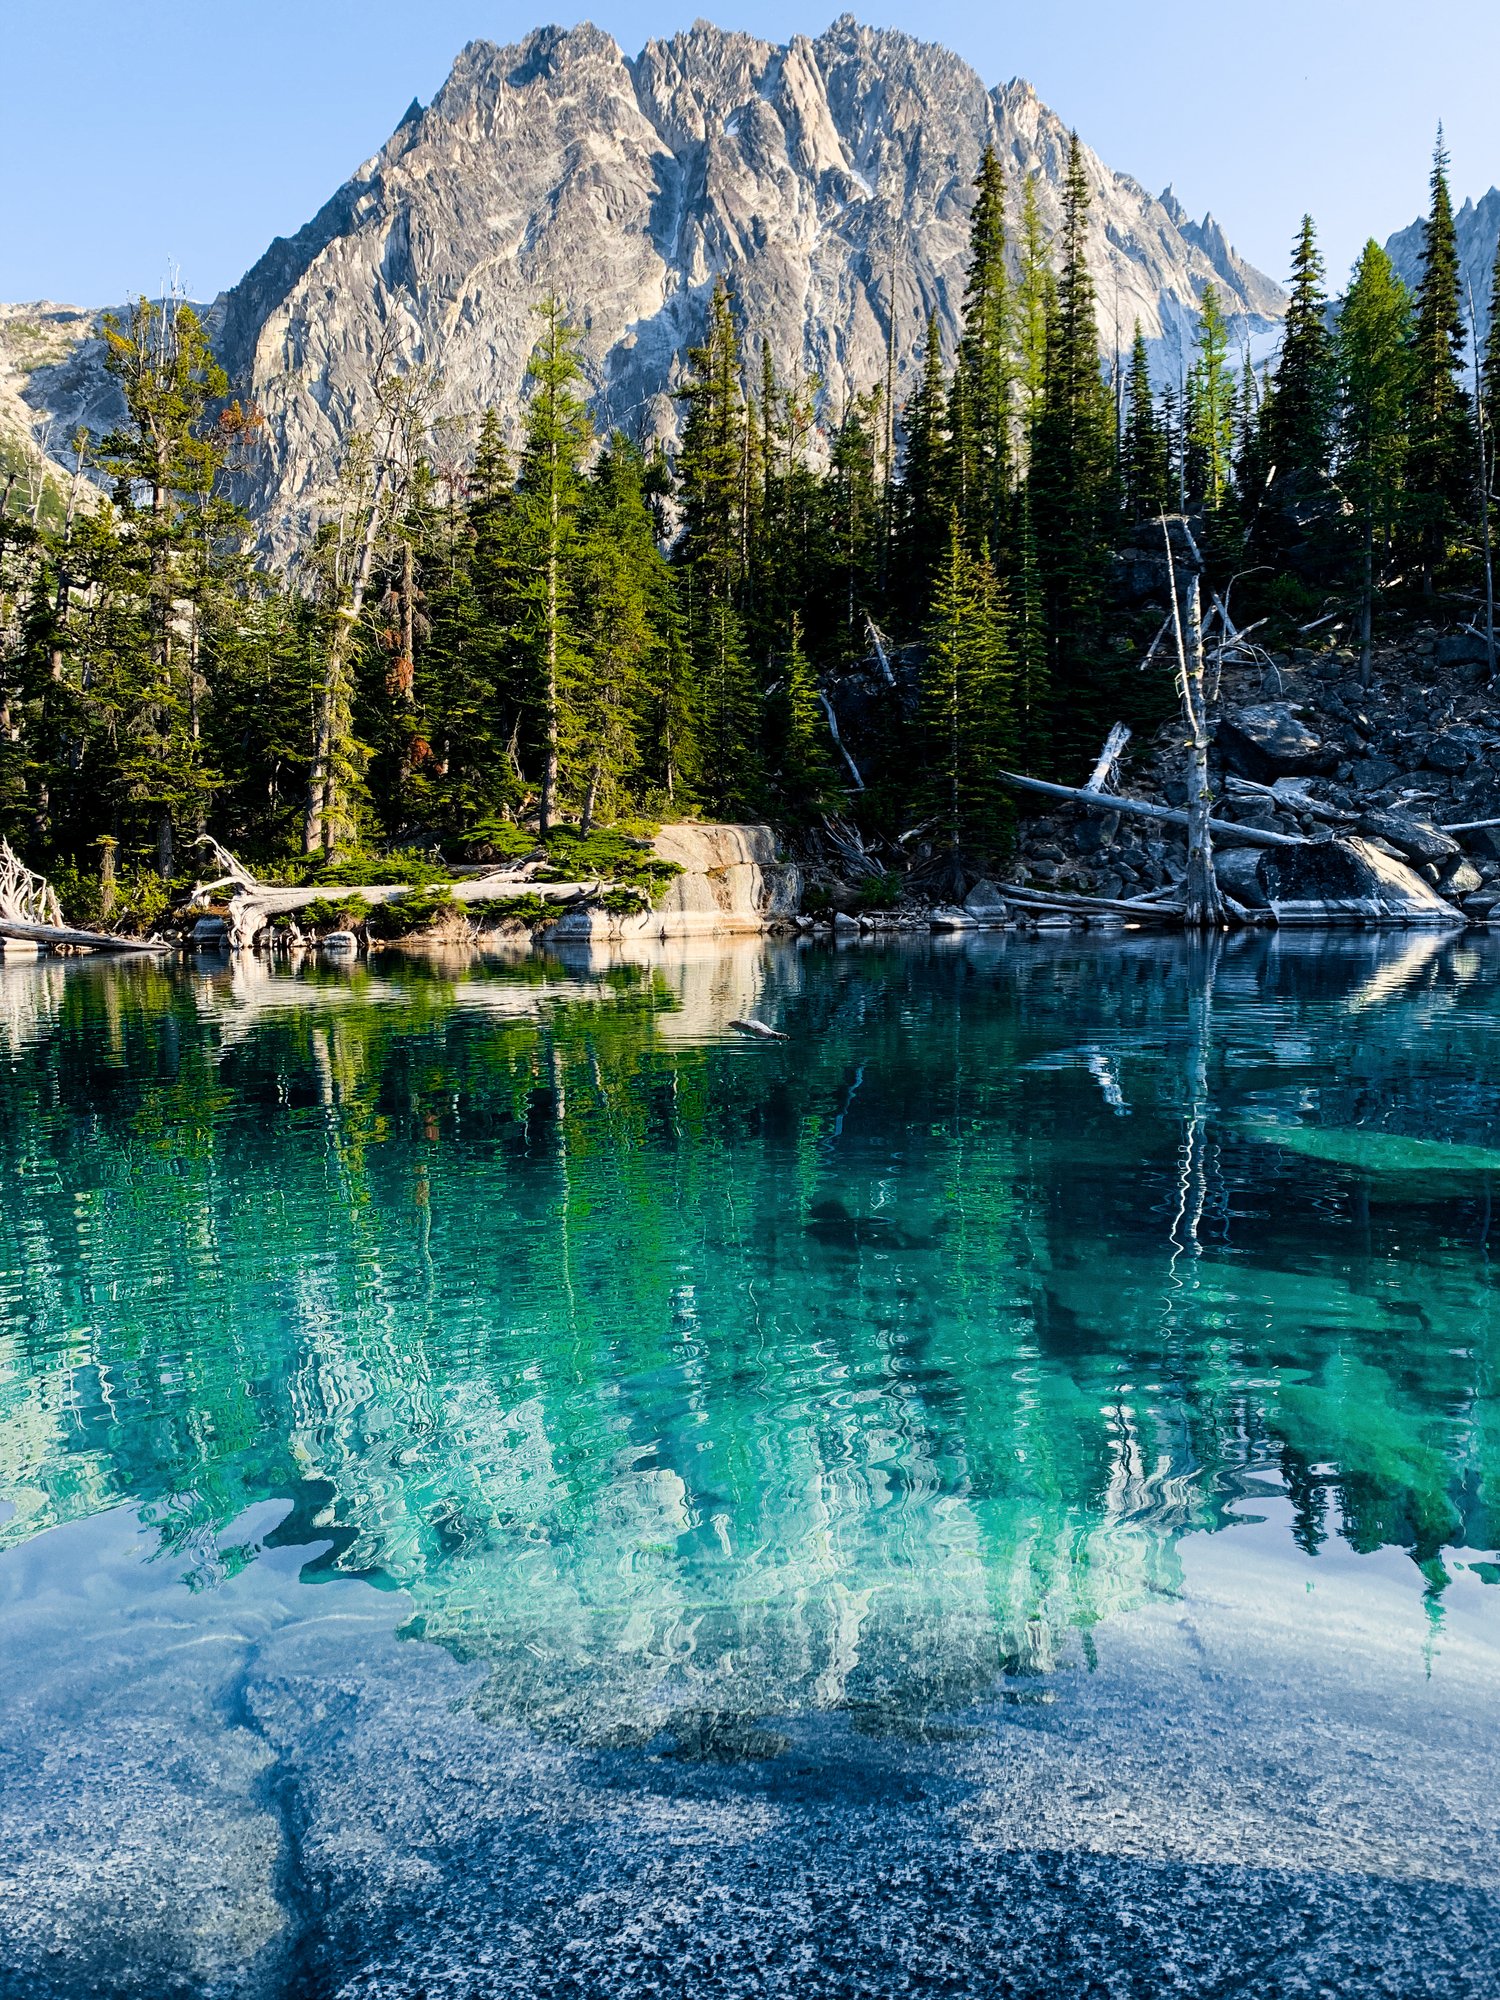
(1435, 633), (1492, 669)
(1213, 848), (1271, 909)
(191, 916), (228, 947)
(963, 878), (1010, 918)
(1259, 664), (1285, 698)
(1348, 755), (1400, 791)
(1438, 858), (1484, 897)
(1462, 824), (1500, 861)
(1240, 837), (1462, 924)
(832, 911), (861, 936)
(929, 905), (978, 930)
(1356, 810), (1460, 866)
(1422, 734), (1473, 774)
(1461, 891), (1500, 918)
(1216, 703), (1335, 780)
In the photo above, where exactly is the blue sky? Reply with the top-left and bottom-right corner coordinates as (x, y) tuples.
(6, 1), (1498, 305)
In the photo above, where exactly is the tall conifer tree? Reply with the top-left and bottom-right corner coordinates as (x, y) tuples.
(1264, 216), (1335, 483)
(1122, 326), (1171, 522)
(1028, 132), (1117, 756)
(1337, 241), (1412, 682)
(1406, 130), (1474, 592)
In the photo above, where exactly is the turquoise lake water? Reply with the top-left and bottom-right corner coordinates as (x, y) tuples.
(1, 932), (1498, 1995)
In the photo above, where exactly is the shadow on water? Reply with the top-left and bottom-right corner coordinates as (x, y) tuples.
(0, 928), (1497, 1739)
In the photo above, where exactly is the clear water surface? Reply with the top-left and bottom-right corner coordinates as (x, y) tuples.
(1, 932), (1498, 1993)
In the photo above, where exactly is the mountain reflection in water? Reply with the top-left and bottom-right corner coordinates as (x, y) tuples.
(0, 930), (1496, 1740)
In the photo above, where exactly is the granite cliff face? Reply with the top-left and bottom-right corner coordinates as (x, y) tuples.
(9, 16), (1286, 549)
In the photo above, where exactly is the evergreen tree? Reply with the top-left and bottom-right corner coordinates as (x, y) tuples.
(826, 389), (883, 662)
(692, 600), (762, 817)
(1015, 173), (1053, 462)
(1264, 215), (1335, 483)
(571, 437), (677, 829)
(1121, 325), (1171, 522)
(894, 315), (951, 619)
(1406, 130), (1474, 593)
(1483, 234), (1500, 469)
(1185, 284), (1235, 509)
(1337, 241), (1412, 680)
(675, 278), (748, 603)
(922, 512), (1015, 862)
(99, 296), (237, 874)
(1028, 132), (1117, 758)
(774, 613), (842, 822)
(956, 146), (1013, 551)
(513, 297), (592, 833)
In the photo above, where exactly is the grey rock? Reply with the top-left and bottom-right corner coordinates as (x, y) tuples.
(1216, 702), (1335, 780)
(1463, 824), (1500, 861)
(1461, 889), (1500, 917)
(963, 878), (1009, 916)
(1252, 837), (1462, 924)
(1423, 733), (1474, 774)
(1357, 810), (1461, 865)
(832, 910), (860, 934)
(1258, 663), (1285, 697)
(1439, 858), (1485, 897)
(1434, 632), (1493, 669)
(5, 19), (1285, 550)
(1350, 754), (1400, 790)
(1212, 847), (1271, 908)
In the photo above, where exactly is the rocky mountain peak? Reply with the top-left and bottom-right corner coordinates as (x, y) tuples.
(8, 15), (1286, 552)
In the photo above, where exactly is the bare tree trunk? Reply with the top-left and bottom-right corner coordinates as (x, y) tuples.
(305, 475), (385, 855)
(1162, 522), (1225, 929)
(579, 758), (601, 837)
(97, 836), (117, 921)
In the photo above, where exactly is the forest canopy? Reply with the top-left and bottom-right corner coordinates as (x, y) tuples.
(1, 132), (1496, 907)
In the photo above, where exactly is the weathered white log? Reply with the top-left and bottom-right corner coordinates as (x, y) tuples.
(0, 918), (168, 954)
(817, 692), (865, 791)
(1085, 722), (1131, 794)
(0, 839), (64, 928)
(994, 769), (1310, 849)
(1004, 884), (1184, 922)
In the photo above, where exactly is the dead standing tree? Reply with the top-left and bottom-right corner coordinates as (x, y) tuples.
(1161, 520), (1226, 928)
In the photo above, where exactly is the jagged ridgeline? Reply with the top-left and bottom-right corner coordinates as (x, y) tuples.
(1, 18), (1498, 894)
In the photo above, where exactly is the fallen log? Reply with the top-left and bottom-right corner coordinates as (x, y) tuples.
(1002, 884), (1185, 923)
(0, 917), (169, 955)
(995, 768), (1310, 850)
(1084, 722), (1131, 794)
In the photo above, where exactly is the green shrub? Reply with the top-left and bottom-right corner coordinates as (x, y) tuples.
(316, 850), (450, 889)
(50, 863), (171, 933)
(855, 871), (904, 912)
(458, 820), (541, 864)
(366, 887), (461, 940)
(302, 893), (373, 931)
(468, 894), (562, 929)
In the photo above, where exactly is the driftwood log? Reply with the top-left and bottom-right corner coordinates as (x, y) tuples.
(995, 770), (1308, 850)
(0, 917), (169, 955)
(0, 839), (167, 954)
